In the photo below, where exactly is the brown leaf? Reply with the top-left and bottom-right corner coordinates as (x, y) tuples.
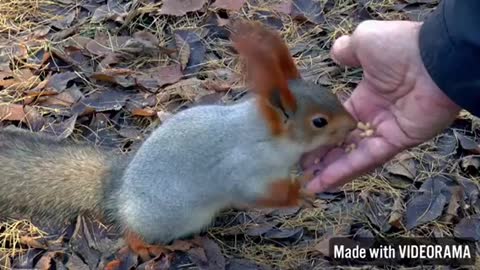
(174, 30), (206, 75)
(69, 216), (102, 269)
(33, 26), (51, 38)
(117, 127), (142, 139)
(162, 78), (211, 103)
(187, 247), (208, 267)
(315, 236), (357, 258)
(99, 54), (121, 69)
(275, 0), (325, 24)
(86, 36), (130, 56)
(47, 71), (78, 92)
(35, 252), (54, 270)
(19, 236), (48, 249)
(385, 157), (417, 180)
(363, 194), (392, 232)
(134, 74), (160, 92)
(405, 189), (447, 230)
(158, 0), (207, 16)
(41, 85), (84, 107)
(131, 107), (156, 117)
(226, 258), (267, 270)
(212, 0), (247, 11)
(175, 34), (190, 70)
(199, 237), (226, 270)
(455, 131), (480, 154)
(133, 31), (159, 50)
(435, 132), (458, 156)
(314, 236), (332, 256)
(24, 106), (45, 132)
(388, 196), (404, 229)
(460, 155), (480, 173)
(456, 175), (480, 206)
(91, 2), (126, 23)
(0, 104), (26, 121)
(454, 215), (480, 241)
(41, 114), (77, 139)
(264, 227), (303, 241)
(157, 111), (173, 122)
(441, 186), (463, 223)
(156, 64), (184, 86)
(12, 249), (44, 269)
(66, 254), (90, 270)
(80, 89), (129, 112)
(51, 10), (76, 29)
(203, 80), (232, 92)
(267, 207), (300, 217)
(91, 68), (136, 88)
(165, 239), (196, 252)
(246, 222), (278, 237)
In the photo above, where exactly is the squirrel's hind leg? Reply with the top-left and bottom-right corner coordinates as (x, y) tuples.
(124, 230), (170, 262)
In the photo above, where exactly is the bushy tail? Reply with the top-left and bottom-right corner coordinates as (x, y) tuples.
(0, 128), (125, 224)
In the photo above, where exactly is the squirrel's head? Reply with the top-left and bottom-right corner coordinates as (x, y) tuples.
(231, 20), (357, 152)
(282, 79), (357, 151)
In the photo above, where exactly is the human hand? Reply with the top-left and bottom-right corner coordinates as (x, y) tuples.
(302, 20), (461, 193)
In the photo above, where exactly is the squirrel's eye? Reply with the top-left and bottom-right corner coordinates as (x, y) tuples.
(312, 117), (328, 128)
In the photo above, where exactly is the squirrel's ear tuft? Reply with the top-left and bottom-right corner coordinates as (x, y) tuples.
(230, 20), (300, 135)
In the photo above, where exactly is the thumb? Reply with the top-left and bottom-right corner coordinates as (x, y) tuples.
(330, 35), (360, 67)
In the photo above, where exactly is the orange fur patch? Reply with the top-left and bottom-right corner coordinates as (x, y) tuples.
(124, 230), (169, 261)
(254, 179), (301, 207)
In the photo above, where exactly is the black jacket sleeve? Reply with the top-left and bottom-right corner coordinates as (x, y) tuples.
(419, 0), (480, 116)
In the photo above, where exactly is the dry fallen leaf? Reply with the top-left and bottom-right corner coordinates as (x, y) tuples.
(455, 131), (480, 154)
(51, 11), (76, 30)
(460, 155), (480, 173)
(275, 0), (325, 24)
(47, 71), (78, 92)
(388, 196), (404, 229)
(19, 235), (48, 249)
(41, 114), (78, 139)
(165, 239), (196, 252)
(405, 189), (447, 230)
(454, 215), (480, 241)
(212, 0), (247, 11)
(174, 30), (206, 75)
(246, 221), (279, 237)
(131, 107), (156, 117)
(86, 36), (130, 57)
(0, 104), (26, 121)
(152, 64), (184, 87)
(441, 186), (463, 223)
(175, 34), (190, 70)
(91, 68), (136, 88)
(385, 157), (418, 180)
(80, 89), (129, 112)
(158, 0), (207, 16)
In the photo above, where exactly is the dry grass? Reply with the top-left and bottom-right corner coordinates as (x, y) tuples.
(0, 0), (58, 36)
(0, 219), (47, 269)
(1, 0), (476, 269)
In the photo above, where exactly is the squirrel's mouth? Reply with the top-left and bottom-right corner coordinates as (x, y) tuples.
(299, 145), (333, 170)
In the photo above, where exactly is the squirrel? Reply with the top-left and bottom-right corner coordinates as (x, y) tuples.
(0, 20), (357, 261)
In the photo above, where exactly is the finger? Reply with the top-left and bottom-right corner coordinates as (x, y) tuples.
(306, 137), (399, 193)
(330, 35), (361, 67)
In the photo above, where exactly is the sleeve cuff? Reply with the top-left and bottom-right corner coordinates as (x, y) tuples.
(419, 0), (480, 116)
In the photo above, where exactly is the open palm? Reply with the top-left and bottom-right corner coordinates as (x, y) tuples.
(302, 20), (461, 193)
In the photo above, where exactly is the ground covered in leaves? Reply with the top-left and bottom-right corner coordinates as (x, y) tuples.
(0, 0), (479, 269)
